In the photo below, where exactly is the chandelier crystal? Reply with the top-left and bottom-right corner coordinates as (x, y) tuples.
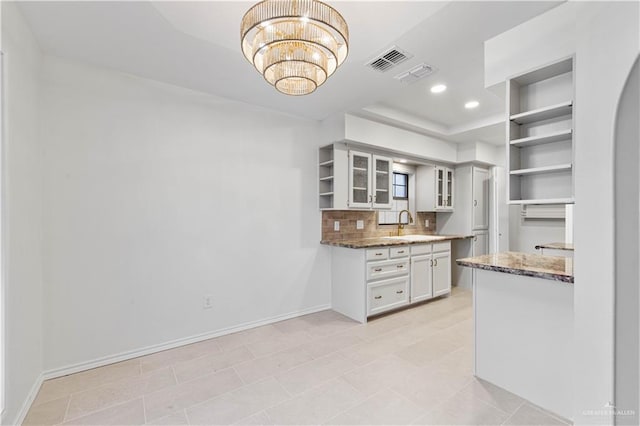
(241, 0), (349, 96)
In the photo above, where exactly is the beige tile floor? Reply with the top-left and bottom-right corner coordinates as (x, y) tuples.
(24, 288), (571, 425)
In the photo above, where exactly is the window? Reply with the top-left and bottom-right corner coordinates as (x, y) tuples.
(393, 172), (408, 200)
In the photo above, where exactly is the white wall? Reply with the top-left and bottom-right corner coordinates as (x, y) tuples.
(1, 3), (44, 424)
(39, 56), (331, 371)
(573, 3), (639, 423)
(508, 206), (565, 254)
(344, 114), (458, 163)
(485, 1), (640, 422)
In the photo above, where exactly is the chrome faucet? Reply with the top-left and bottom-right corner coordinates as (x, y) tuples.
(397, 209), (414, 236)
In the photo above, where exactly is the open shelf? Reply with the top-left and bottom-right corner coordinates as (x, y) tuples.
(510, 101), (573, 125)
(319, 192), (334, 196)
(319, 159), (333, 167)
(319, 176), (334, 181)
(510, 164), (572, 176)
(508, 198), (575, 205)
(510, 129), (573, 147)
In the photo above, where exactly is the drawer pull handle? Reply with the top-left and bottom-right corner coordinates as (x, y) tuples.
(375, 253), (383, 256)
(396, 290), (404, 294)
(374, 268), (383, 272)
(398, 250), (405, 254)
(397, 265), (404, 269)
(374, 295), (382, 299)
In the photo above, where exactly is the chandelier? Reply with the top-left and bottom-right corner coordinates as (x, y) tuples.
(240, 0), (349, 96)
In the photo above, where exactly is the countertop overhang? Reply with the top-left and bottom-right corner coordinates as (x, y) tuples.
(457, 251), (574, 283)
(321, 235), (472, 249)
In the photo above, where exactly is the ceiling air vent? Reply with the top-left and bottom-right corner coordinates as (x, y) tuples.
(394, 63), (435, 84)
(366, 46), (413, 72)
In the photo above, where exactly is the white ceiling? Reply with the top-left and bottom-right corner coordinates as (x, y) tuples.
(17, 1), (561, 145)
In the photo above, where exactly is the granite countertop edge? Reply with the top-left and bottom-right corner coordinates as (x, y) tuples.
(320, 234), (473, 249)
(456, 253), (574, 284)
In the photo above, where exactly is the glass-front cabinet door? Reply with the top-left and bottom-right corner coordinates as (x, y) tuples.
(445, 168), (454, 209)
(372, 155), (393, 209)
(348, 150), (372, 208)
(436, 167), (445, 209)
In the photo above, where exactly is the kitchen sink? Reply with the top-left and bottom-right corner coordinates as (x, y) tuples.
(382, 234), (448, 242)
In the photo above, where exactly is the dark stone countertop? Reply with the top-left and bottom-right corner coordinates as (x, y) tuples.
(456, 251), (574, 283)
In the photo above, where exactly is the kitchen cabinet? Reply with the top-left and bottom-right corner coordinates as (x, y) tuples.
(415, 165), (455, 212)
(331, 241), (451, 323)
(472, 231), (489, 257)
(472, 167), (490, 230)
(317, 143), (393, 210)
(348, 150), (392, 209)
(410, 241), (452, 302)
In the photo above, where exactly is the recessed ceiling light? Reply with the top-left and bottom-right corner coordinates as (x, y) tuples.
(465, 100), (479, 109)
(430, 84), (447, 93)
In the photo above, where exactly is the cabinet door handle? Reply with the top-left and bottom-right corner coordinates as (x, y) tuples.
(374, 295), (382, 299)
(474, 200), (478, 206)
(474, 236), (478, 242)
(374, 268), (383, 272)
(396, 290), (404, 294)
(430, 259), (433, 267)
(434, 259), (438, 267)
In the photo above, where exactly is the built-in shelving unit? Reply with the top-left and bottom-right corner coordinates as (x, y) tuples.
(506, 57), (575, 205)
(510, 164), (572, 176)
(318, 145), (335, 209)
(510, 129), (573, 148)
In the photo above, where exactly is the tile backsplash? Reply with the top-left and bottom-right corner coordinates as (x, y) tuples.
(321, 210), (437, 241)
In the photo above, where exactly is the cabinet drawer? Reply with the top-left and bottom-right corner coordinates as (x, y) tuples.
(432, 241), (451, 253)
(366, 248), (389, 261)
(366, 258), (409, 281)
(411, 244), (432, 256)
(390, 246), (409, 258)
(367, 276), (410, 316)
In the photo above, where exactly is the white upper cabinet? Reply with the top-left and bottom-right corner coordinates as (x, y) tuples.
(416, 165), (454, 212)
(349, 150), (372, 208)
(372, 155), (393, 209)
(318, 144), (392, 210)
(472, 167), (490, 230)
(347, 150), (393, 209)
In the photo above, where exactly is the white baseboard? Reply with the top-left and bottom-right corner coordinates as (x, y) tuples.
(8, 373), (44, 426)
(42, 303), (331, 380)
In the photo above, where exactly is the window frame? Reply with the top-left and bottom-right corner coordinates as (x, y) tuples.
(392, 172), (409, 200)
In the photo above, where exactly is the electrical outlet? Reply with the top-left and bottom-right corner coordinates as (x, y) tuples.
(203, 295), (213, 309)
(356, 220), (364, 230)
(425, 219), (430, 227)
(334, 221), (340, 231)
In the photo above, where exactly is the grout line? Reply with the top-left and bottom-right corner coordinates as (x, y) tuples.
(501, 401), (525, 425)
(183, 408), (191, 425)
(525, 401), (573, 425)
(141, 396), (148, 425)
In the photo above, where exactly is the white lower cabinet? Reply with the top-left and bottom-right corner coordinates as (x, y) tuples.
(410, 255), (433, 303)
(331, 242), (452, 323)
(367, 276), (410, 316)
